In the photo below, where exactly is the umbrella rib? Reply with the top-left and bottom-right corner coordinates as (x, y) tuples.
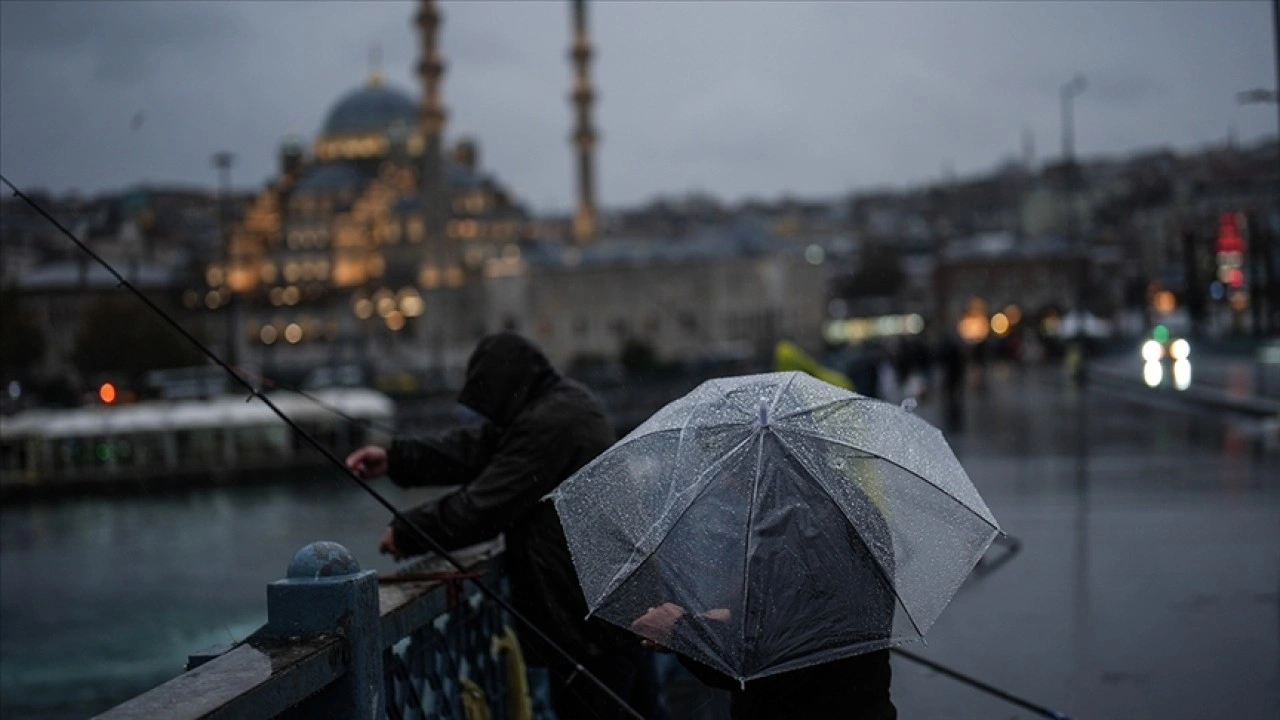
(774, 394), (872, 423)
(772, 431), (927, 641)
(737, 428), (768, 676)
(590, 431), (758, 608)
(787, 430), (999, 533)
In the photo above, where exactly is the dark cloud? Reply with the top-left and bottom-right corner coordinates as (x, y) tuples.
(0, 1), (1274, 212)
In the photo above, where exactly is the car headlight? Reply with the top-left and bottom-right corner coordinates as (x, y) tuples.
(1170, 338), (1190, 361)
(1141, 340), (1164, 363)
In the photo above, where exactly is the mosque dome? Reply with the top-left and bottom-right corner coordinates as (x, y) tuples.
(321, 83), (418, 137)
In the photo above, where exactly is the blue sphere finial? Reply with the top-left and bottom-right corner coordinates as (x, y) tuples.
(287, 541), (361, 579)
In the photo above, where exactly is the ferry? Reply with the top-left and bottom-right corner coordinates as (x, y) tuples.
(0, 387), (395, 502)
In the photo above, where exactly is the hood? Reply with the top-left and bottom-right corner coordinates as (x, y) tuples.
(457, 332), (561, 428)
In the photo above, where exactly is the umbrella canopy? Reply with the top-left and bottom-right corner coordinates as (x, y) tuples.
(552, 371), (999, 683)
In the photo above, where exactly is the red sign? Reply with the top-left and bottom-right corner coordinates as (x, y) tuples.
(1216, 212), (1245, 254)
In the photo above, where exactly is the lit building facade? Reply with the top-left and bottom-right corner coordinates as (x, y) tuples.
(204, 0), (528, 383)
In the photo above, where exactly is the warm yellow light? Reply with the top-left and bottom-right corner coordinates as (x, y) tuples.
(259, 262), (277, 283)
(354, 299), (374, 319)
(400, 295), (425, 318)
(205, 291), (221, 309)
(991, 313), (1010, 335)
(260, 325), (278, 344)
(284, 323), (303, 344)
(284, 262), (301, 283)
(376, 296), (397, 317)
(385, 311), (405, 331)
(957, 314), (989, 343)
(1153, 290), (1176, 315)
(282, 286), (301, 306)
(1003, 305), (1022, 325)
(367, 255), (386, 278)
(206, 267), (224, 287)
(269, 287), (284, 306)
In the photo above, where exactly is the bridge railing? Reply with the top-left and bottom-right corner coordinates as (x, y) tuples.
(94, 538), (535, 720)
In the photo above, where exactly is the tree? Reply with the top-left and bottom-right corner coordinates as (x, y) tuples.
(0, 287), (46, 377)
(71, 296), (205, 385)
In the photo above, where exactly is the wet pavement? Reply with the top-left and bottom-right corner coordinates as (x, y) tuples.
(884, 365), (1280, 720)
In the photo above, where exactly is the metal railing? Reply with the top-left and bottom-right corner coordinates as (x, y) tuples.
(95, 538), (531, 720)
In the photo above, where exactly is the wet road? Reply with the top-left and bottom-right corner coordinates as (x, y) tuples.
(887, 365), (1280, 720)
(1, 364), (1277, 719)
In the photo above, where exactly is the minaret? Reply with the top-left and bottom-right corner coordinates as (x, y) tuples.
(570, 0), (598, 243)
(416, 0), (448, 252)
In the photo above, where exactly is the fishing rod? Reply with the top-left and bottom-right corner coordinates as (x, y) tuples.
(0, 174), (645, 720)
(230, 365), (400, 436)
(892, 648), (1073, 720)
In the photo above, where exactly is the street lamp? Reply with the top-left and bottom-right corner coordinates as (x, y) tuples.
(212, 151), (237, 368)
(1059, 75), (1089, 381)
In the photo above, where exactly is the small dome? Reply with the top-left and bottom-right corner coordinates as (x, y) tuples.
(322, 84), (418, 137)
(293, 162), (367, 195)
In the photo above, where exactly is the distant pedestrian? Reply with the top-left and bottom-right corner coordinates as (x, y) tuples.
(937, 331), (968, 432)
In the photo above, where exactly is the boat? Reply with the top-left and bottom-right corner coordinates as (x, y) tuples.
(0, 387), (395, 502)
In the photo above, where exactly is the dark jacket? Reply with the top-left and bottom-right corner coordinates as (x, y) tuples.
(681, 651), (895, 720)
(386, 332), (629, 664)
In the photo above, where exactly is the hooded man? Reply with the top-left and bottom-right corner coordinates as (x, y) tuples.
(346, 332), (667, 720)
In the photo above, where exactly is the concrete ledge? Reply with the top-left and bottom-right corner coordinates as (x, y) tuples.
(94, 635), (345, 720)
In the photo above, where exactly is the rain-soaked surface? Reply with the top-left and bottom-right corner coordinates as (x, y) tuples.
(1, 364), (1277, 719)
(885, 364), (1280, 720)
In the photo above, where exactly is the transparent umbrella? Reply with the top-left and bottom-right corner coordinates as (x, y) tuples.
(552, 371), (1000, 683)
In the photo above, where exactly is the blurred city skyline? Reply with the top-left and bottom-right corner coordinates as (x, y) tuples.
(0, 0), (1275, 214)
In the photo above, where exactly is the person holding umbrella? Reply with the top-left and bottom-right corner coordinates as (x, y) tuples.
(346, 332), (668, 720)
(629, 466), (898, 719)
(553, 372), (1000, 720)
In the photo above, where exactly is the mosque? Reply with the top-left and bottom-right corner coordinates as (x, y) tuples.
(207, 0), (826, 387)
(203, 0), (598, 385)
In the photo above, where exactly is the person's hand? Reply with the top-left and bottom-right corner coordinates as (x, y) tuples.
(700, 608), (732, 622)
(346, 445), (388, 479)
(632, 602), (686, 648)
(379, 526), (406, 560)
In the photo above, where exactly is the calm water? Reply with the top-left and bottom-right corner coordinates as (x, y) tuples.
(0, 476), (442, 719)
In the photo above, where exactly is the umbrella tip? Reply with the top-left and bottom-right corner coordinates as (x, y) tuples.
(758, 399), (770, 427)
(901, 397), (918, 413)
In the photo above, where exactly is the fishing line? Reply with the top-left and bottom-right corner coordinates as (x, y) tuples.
(891, 648), (1073, 720)
(230, 365), (400, 436)
(1, 174), (644, 720)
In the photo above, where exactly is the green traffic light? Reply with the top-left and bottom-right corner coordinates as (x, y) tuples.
(1153, 325), (1169, 343)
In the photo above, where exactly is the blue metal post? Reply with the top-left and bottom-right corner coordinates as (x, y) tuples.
(264, 541), (384, 720)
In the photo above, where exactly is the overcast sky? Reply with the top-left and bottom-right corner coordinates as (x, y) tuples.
(1, 1), (1275, 214)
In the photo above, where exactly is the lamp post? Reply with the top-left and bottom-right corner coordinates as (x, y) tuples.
(1060, 75), (1088, 381)
(1233, 0), (1280, 336)
(212, 151), (238, 369)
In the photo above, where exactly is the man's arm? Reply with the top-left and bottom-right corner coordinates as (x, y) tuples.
(384, 421), (500, 488)
(390, 418), (565, 554)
